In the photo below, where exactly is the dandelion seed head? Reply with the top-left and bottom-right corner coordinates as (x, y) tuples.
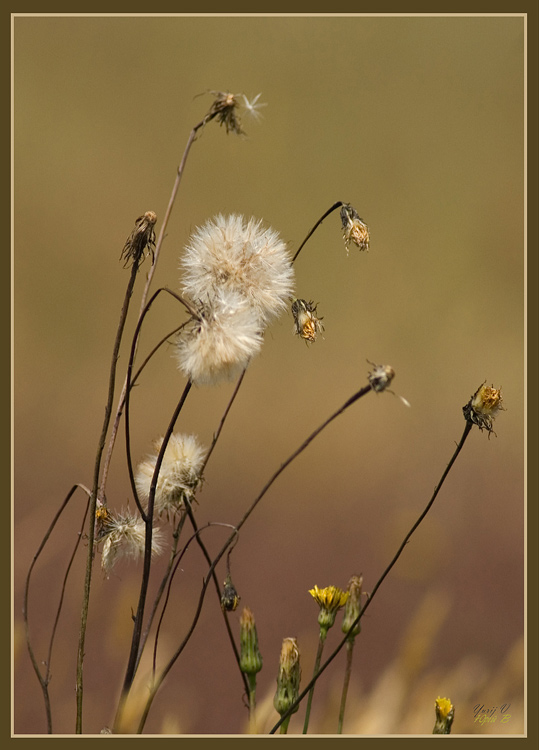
(180, 214), (295, 326)
(175, 288), (263, 386)
(135, 433), (206, 516)
(99, 510), (163, 576)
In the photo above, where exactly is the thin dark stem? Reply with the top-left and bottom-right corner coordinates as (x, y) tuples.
(292, 201), (344, 264)
(119, 379), (193, 702)
(183, 503), (250, 696)
(23, 483), (91, 733)
(124, 287), (198, 521)
(199, 369), (246, 477)
(131, 323), (188, 389)
(302, 634), (325, 734)
(98, 111), (218, 503)
(150, 521), (238, 678)
(269, 420), (474, 734)
(76, 257), (140, 733)
(135, 382), (373, 733)
(134, 512), (188, 675)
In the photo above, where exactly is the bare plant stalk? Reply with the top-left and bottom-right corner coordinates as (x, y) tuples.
(99, 110), (220, 503)
(75, 257), (142, 733)
(292, 201), (344, 263)
(269, 420), (474, 734)
(135, 382), (374, 732)
(23, 483), (91, 733)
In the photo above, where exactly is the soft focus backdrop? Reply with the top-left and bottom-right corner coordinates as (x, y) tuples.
(14, 15), (524, 735)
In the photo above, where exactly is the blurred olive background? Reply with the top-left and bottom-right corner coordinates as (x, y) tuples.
(14, 16), (525, 735)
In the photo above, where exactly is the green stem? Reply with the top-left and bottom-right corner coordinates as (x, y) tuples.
(302, 632), (326, 734)
(337, 638), (355, 733)
(248, 674), (258, 734)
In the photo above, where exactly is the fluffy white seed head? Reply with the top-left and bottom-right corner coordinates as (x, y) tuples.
(135, 433), (206, 516)
(100, 510), (163, 577)
(180, 214), (295, 325)
(175, 289), (264, 386)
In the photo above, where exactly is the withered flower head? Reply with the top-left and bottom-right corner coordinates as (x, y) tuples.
(120, 211), (157, 268)
(342, 574), (364, 639)
(463, 382), (504, 436)
(273, 638), (301, 719)
(221, 574), (241, 612)
(433, 696), (455, 734)
(340, 203), (370, 252)
(208, 90), (243, 134)
(204, 91), (267, 135)
(291, 299), (324, 343)
(367, 361), (396, 392)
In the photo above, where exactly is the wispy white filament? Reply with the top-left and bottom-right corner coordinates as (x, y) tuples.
(135, 433), (206, 516)
(175, 289), (263, 386)
(180, 214), (294, 325)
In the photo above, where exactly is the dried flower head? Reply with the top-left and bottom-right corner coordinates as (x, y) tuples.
(175, 289), (263, 386)
(309, 585), (349, 638)
(367, 361), (396, 392)
(340, 203), (370, 252)
(463, 382), (504, 435)
(341, 574), (364, 639)
(98, 510), (163, 576)
(181, 214), (295, 326)
(206, 90), (244, 134)
(120, 211), (157, 267)
(135, 433), (206, 517)
(291, 299), (324, 343)
(433, 696), (455, 734)
(204, 91), (267, 134)
(274, 638), (301, 719)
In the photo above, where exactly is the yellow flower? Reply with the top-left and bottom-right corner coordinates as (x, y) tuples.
(309, 585), (349, 638)
(433, 696), (454, 734)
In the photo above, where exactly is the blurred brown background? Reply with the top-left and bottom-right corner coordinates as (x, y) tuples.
(13, 15), (524, 735)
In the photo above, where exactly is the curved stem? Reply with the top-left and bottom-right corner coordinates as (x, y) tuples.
(98, 112), (217, 503)
(76, 258), (140, 733)
(136, 382), (373, 732)
(23, 483), (91, 733)
(269, 420), (474, 734)
(292, 201), (344, 263)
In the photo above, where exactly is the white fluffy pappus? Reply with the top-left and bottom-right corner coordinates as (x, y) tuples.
(180, 214), (295, 325)
(99, 510), (163, 576)
(135, 433), (206, 516)
(175, 289), (264, 386)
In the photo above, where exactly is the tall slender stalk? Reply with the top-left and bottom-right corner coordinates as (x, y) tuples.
(135, 382), (374, 732)
(23, 484), (91, 733)
(269, 420), (474, 734)
(75, 257), (142, 733)
(98, 110), (220, 503)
